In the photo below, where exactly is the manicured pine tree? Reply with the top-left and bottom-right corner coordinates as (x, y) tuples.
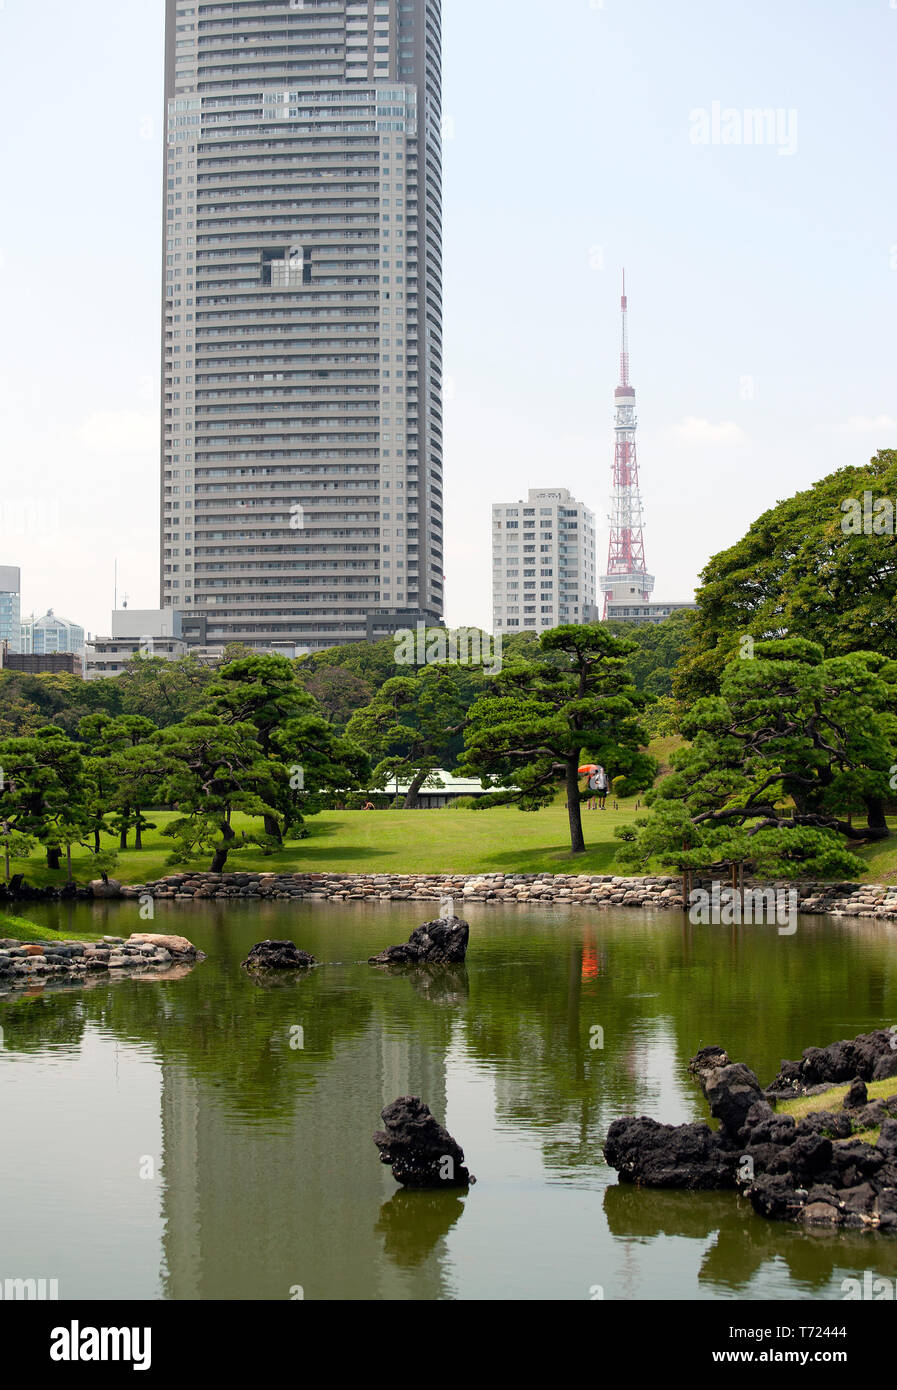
(461, 625), (656, 856)
(618, 638), (897, 880)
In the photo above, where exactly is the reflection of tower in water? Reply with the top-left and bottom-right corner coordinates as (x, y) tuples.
(581, 928), (608, 982)
(158, 1021), (452, 1300)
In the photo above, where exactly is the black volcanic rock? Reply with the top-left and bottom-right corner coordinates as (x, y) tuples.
(373, 1096), (472, 1188)
(877, 1119), (897, 1158)
(873, 1051), (897, 1081)
(771, 1030), (896, 1091)
(702, 1063), (767, 1142)
(747, 1174), (805, 1222)
(369, 916), (470, 967)
(603, 1116), (738, 1190)
(603, 1034), (897, 1231)
(768, 1134), (834, 1183)
(795, 1110), (853, 1141)
(241, 940), (317, 972)
(689, 1045), (730, 1079)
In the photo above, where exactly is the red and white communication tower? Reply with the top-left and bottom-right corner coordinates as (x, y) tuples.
(600, 271), (655, 619)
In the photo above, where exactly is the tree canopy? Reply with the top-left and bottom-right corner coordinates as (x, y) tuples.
(619, 638), (897, 879)
(346, 663), (483, 808)
(676, 448), (897, 700)
(604, 609), (694, 697)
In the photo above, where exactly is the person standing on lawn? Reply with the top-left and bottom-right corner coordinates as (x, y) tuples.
(590, 765), (610, 810)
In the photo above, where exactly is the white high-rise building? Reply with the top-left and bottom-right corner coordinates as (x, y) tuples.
(492, 488), (597, 634)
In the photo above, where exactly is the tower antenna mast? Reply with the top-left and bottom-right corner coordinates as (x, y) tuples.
(600, 271), (655, 619)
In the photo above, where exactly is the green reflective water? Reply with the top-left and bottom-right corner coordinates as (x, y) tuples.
(2, 901), (897, 1301)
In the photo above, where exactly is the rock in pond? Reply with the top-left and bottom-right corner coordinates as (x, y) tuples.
(604, 1116), (738, 1190)
(369, 916), (469, 967)
(373, 1096), (473, 1188)
(703, 1062), (767, 1143)
(241, 940), (317, 972)
(90, 878), (123, 899)
(128, 933), (204, 959)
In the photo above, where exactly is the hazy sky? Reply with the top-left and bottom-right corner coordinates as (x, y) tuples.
(1, 0), (895, 638)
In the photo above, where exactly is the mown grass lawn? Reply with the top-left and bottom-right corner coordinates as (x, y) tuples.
(4, 760), (896, 889)
(4, 799), (650, 888)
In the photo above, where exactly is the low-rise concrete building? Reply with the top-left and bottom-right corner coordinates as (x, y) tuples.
(1, 650), (83, 677)
(84, 609), (187, 680)
(602, 600), (696, 625)
(371, 770), (512, 809)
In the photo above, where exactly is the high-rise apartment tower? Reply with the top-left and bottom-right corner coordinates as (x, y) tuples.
(161, 0), (445, 649)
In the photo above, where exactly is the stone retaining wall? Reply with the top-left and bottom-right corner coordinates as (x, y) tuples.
(0, 935), (202, 996)
(123, 871), (684, 908)
(110, 871), (897, 918)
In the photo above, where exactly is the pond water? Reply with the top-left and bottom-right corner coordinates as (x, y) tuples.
(2, 900), (897, 1301)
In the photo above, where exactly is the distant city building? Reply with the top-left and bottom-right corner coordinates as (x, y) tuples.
(190, 644), (303, 666)
(602, 600), (697, 626)
(371, 770), (509, 809)
(365, 608), (442, 644)
(492, 488), (597, 633)
(177, 610), (306, 659)
(111, 609), (182, 642)
(20, 610), (85, 656)
(1, 650), (83, 677)
(0, 566), (22, 653)
(159, 0), (445, 651)
(84, 609), (187, 681)
(84, 608), (304, 678)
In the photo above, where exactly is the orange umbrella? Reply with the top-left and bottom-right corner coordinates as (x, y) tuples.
(578, 764), (599, 776)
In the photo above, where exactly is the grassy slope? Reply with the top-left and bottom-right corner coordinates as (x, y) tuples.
(775, 1078), (897, 1146)
(648, 735), (686, 774)
(0, 913), (100, 944)
(847, 835), (897, 883)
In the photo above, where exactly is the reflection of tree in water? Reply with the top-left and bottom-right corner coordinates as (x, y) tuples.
(660, 920), (897, 1088)
(604, 1182), (897, 1295)
(454, 919), (897, 1174)
(6, 910), (896, 1179)
(456, 931), (660, 1169)
(96, 968), (375, 1124)
(375, 1188), (467, 1269)
(0, 990), (88, 1054)
(375, 963), (469, 1006)
(365, 964), (465, 1070)
(1, 962), (374, 1126)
